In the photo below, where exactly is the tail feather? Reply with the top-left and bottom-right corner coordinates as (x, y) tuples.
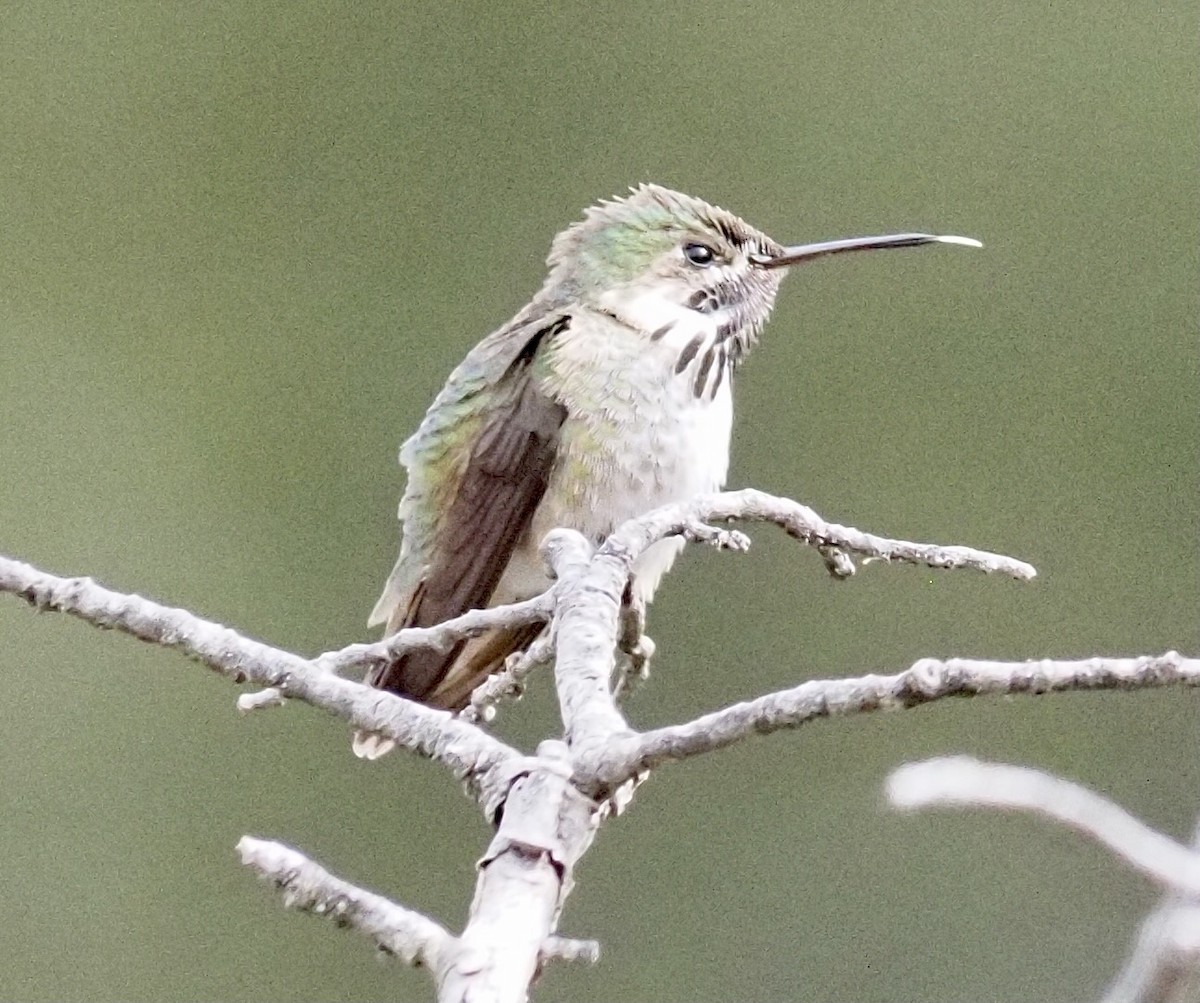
(352, 622), (545, 760)
(425, 622), (545, 710)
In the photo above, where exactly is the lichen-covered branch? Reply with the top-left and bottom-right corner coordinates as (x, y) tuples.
(602, 488), (1038, 581)
(579, 653), (1198, 790)
(237, 836), (452, 968)
(317, 593), (555, 677)
(236, 835), (599, 989)
(0, 555), (517, 797)
(0, 489), (1063, 1002)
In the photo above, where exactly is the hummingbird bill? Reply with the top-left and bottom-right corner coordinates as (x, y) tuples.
(354, 184), (980, 757)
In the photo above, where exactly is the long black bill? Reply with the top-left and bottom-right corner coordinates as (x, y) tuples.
(749, 232), (982, 269)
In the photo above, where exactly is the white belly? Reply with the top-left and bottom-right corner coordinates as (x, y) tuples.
(494, 305), (733, 605)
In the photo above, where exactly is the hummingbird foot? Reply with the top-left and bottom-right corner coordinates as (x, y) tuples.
(614, 580), (655, 701)
(613, 634), (656, 702)
(682, 519), (752, 553)
(462, 627), (556, 723)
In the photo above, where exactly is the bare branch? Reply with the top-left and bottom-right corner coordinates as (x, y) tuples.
(547, 530), (636, 754)
(886, 757), (1200, 895)
(316, 593), (554, 677)
(237, 836), (451, 968)
(550, 488), (1036, 768)
(582, 653), (1199, 789)
(442, 741), (599, 1003)
(602, 488), (1038, 580)
(0, 488), (1070, 1003)
(886, 757), (1200, 1000)
(0, 555), (518, 798)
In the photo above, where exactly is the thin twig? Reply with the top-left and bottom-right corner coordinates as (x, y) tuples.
(462, 629), (556, 724)
(603, 489), (1037, 580)
(0, 488), (1053, 1003)
(553, 490), (1037, 764)
(317, 593), (555, 676)
(238, 836), (451, 968)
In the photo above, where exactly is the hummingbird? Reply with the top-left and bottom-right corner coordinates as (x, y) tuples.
(355, 184), (979, 756)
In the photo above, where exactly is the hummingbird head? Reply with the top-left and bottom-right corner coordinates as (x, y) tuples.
(544, 184), (787, 359)
(542, 184), (980, 365)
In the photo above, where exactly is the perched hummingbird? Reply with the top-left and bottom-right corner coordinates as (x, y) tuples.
(356, 184), (978, 754)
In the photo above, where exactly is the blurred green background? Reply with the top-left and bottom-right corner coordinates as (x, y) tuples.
(1, 2), (1196, 1000)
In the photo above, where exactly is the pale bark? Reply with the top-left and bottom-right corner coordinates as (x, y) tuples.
(5, 489), (1194, 1000)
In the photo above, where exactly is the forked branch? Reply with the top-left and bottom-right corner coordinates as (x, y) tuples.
(0, 489), (1085, 1003)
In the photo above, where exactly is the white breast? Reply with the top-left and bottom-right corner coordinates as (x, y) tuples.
(491, 295), (734, 606)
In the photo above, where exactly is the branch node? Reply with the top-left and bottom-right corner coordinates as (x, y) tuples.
(540, 527), (594, 580)
(237, 687), (286, 713)
(541, 935), (601, 965)
(820, 545), (856, 578)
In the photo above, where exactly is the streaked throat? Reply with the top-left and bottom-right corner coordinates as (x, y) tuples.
(595, 284), (745, 402)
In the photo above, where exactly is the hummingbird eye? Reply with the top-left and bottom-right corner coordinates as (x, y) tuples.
(682, 242), (717, 267)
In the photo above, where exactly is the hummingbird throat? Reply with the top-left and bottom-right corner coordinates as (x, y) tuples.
(599, 279), (754, 403)
(648, 292), (747, 402)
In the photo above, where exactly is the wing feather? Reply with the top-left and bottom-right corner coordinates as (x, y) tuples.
(367, 313), (568, 704)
